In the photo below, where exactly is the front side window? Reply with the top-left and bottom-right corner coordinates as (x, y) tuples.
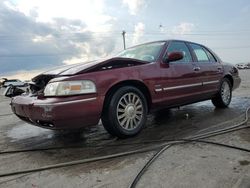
(117, 42), (165, 62)
(190, 44), (210, 62)
(166, 41), (192, 63)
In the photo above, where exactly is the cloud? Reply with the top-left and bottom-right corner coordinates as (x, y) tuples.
(122, 0), (145, 15)
(172, 22), (195, 35)
(241, 5), (250, 14)
(14, 0), (115, 32)
(0, 1), (118, 77)
(132, 22), (145, 45)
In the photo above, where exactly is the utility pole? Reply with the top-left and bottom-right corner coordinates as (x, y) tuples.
(122, 30), (126, 50)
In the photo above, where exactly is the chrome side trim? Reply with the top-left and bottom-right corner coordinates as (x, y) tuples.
(34, 97), (97, 107)
(203, 80), (219, 85)
(155, 88), (163, 92)
(163, 83), (202, 91)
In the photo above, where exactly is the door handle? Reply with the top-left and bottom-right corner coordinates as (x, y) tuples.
(193, 66), (201, 71)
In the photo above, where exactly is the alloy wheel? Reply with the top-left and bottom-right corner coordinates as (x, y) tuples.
(116, 92), (144, 131)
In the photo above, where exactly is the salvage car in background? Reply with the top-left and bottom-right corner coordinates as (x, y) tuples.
(0, 78), (7, 87)
(2, 79), (28, 87)
(10, 40), (241, 138)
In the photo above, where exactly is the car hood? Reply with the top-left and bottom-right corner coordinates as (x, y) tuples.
(41, 58), (108, 76)
(32, 57), (148, 83)
(35, 56), (149, 76)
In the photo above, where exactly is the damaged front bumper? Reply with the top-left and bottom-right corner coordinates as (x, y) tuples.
(10, 95), (103, 130)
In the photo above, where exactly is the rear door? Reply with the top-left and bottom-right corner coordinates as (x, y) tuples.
(188, 43), (223, 94)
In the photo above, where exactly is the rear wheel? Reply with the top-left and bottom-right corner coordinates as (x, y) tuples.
(212, 78), (232, 108)
(102, 86), (148, 138)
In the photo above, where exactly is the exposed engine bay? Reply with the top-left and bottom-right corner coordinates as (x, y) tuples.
(29, 75), (56, 95)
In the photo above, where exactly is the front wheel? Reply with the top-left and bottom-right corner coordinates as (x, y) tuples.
(102, 86), (148, 138)
(212, 78), (232, 108)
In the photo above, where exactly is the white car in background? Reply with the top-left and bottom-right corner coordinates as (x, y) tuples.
(2, 79), (28, 87)
(236, 64), (248, 69)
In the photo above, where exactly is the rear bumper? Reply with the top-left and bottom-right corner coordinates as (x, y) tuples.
(11, 95), (104, 130)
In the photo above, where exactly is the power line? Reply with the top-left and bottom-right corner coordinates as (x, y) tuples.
(0, 31), (123, 38)
(0, 45), (250, 58)
(214, 46), (250, 50)
(0, 29), (250, 39)
(0, 53), (87, 58)
(0, 35), (122, 42)
(0, 28), (250, 58)
(130, 32), (250, 36)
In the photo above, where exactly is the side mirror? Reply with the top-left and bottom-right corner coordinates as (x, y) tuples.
(165, 51), (184, 63)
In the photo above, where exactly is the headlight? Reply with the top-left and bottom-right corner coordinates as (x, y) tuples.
(44, 80), (96, 96)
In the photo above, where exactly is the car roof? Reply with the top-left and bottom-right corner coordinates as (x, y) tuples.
(168, 39), (204, 46)
(131, 39), (207, 48)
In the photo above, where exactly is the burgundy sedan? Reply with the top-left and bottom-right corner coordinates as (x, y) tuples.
(11, 40), (241, 138)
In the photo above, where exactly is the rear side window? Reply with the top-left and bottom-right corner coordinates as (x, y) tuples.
(190, 44), (209, 62)
(166, 41), (192, 63)
(204, 48), (217, 62)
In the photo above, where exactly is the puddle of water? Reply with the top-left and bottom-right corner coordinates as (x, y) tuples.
(7, 123), (52, 141)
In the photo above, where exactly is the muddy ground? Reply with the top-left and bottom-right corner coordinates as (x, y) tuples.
(0, 70), (249, 188)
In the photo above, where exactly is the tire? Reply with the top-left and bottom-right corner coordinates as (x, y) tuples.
(101, 86), (148, 138)
(212, 78), (232, 108)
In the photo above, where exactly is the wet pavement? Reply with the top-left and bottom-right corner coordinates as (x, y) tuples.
(0, 70), (249, 188)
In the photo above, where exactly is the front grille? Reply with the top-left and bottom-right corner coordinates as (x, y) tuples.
(36, 120), (54, 128)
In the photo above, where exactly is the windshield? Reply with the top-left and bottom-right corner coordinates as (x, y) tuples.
(116, 42), (165, 62)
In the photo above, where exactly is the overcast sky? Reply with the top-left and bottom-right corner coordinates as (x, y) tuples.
(0, 0), (250, 79)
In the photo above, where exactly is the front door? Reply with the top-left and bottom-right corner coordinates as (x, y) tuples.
(157, 41), (203, 107)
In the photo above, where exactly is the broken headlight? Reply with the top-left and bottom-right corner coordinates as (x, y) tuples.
(44, 80), (96, 96)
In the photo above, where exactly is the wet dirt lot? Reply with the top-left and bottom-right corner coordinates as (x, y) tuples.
(0, 70), (249, 188)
